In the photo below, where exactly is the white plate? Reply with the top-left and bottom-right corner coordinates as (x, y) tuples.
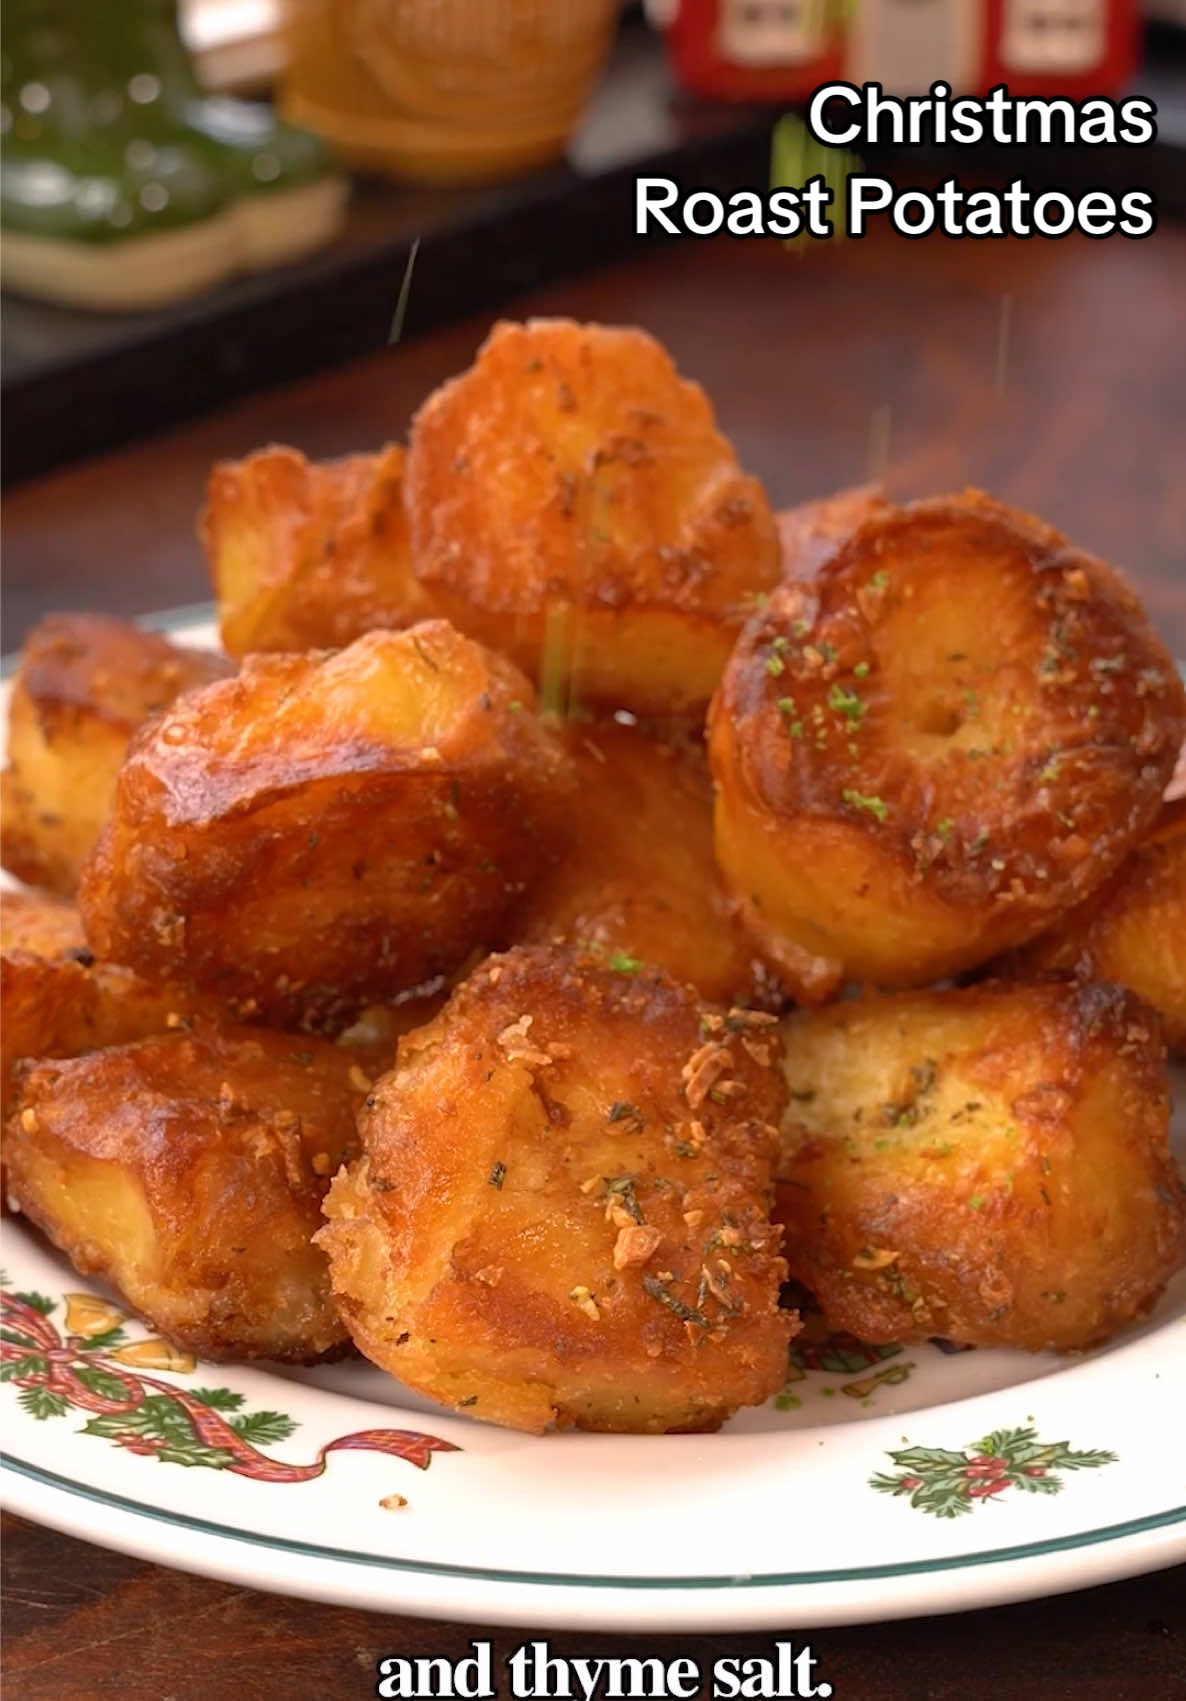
(2, 615), (1184, 1630)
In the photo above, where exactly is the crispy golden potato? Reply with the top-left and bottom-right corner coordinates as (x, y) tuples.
(0, 890), (222, 1121)
(0, 887), (87, 958)
(774, 980), (1185, 1351)
(405, 319), (780, 718)
(1, 614), (231, 897)
(511, 719), (779, 1006)
(318, 946), (794, 1433)
(1009, 800), (1186, 1053)
(5, 1025), (368, 1361)
(777, 484), (889, 581)
(710, 491), (1186, 1000)
(202, 442), (434, 656)
(79, 623), (574, 1029)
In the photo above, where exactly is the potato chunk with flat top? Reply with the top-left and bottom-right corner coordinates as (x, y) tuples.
(711, 491), (1186, 999)
(1, 890), (218, 1121)
(775, 980), (1186, 1352)
(5, 1025), (368, 1362)
(406, 319), (780, 717)
(1009, 799), (1186, 1054)
(78, 622), (573, 1029)
(318, 946), (794, 1433)
(511, 718), (778, 1006)
(2, 614), (231, 896)
(202, 442), (433, 656)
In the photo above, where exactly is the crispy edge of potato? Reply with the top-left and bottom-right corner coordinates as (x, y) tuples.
(4, 1024), (369, 1362)
(318, 945), (794, 1433)
(777, 484), (890, 581)
(202, 442), (433, 656)
(0, 890), (227, 1126)
(77, 623), (576, 1026)
(774, 979), (1186, 1351)
(710, 490), (1186, 999)
(1007, 798), (1186, 1053)
(405, 319), (781, 716)
(2, 614), (232, 895)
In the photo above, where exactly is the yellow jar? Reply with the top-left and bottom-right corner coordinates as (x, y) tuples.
(279, 0), (620, 185)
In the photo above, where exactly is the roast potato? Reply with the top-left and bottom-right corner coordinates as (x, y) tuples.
(79, 623), (574, 1028)
(405, 319), (781, 718)
(511, 718), (779, 1006)
(1009, 799), (1186, 1053)
(318, 945), (794, 1433)
(1, 887), (88, 959)
(774, 980), (1186, 1351)
(202, 442), (433, 656)
(1, 889), (222, 1121)
(1, 614), (231, 896)
(5, 1024), (369, 1361)
(778, 483), (889, 581)
(710, 491), (1186, 1000)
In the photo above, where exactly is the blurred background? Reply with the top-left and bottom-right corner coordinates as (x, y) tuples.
(3, 0), (1185, 486)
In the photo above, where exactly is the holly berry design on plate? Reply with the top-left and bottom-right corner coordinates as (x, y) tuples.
(870, 1425), (1116, 1518)
(1, 1285), (458, 1482)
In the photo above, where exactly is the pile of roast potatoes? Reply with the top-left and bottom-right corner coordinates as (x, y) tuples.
(3, 319), (1185, 1434)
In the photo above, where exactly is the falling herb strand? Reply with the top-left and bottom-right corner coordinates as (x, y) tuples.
(539, 601), (572, 719)
(388, 237), (421, 346)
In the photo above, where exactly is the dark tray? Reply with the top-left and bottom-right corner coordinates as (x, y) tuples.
(4, 19), (1184, 486)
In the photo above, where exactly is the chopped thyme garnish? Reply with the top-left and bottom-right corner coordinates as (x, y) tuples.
(869, 569), (890, 591)
(488, 1161), (506, 1189)
(935, 818), (954, 841)
(968, 1194), (985, 1212)
(607, 951), (643, 975)
(853, 660), (871, 678)
(766, 652), (786, 678)
(642, 1274), (709, 1328)
(842, 788), (888, 822)
(605, 1175), (645, 1223)
(827, 683), (867, 724)
(607, 1101), (643, 1126)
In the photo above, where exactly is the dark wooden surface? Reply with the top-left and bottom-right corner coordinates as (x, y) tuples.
(3, 229), (1186, 1694)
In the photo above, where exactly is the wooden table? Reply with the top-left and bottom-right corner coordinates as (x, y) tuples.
(4, 229), (1185, 1697)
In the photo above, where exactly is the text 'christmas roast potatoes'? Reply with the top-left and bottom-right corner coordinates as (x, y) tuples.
(1009, 797), (1186, 1054)
(317, 946), (795, 1434)
(78, 622), (574, 1028)
(511, 717), (778, 1006)
(775, 980), (1186, 1352)
(406, 319), (781, 718)
(5, 1024), (371, 1362)
(202, 442), (433, 656)
(1, 614), (232, 896)
(709, 491), (1186, 999)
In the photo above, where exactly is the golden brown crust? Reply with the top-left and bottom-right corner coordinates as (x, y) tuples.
(0, 890), (225, 1123)
(710, 490), (1186, 998)
(5, 1025), (368, 1362)
(1009, 799), (1186, 1053)
(405, 319), (780, 717)
(775, 979), (1185, 1351)
(510, 718), (780, 1006)
(202, 442), (434, 656)
(77, 623), (575, 1028)
(318, 945), (794, 1433)
(1, 615), (231, 896)
(777, 484), (890, 581)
